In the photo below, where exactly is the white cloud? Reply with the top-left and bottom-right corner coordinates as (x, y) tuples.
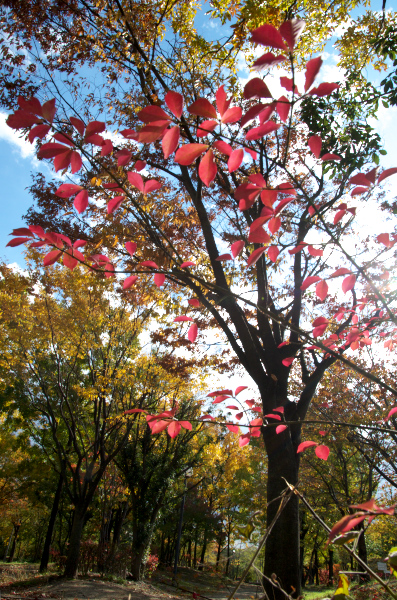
(0, 112), (36, 160)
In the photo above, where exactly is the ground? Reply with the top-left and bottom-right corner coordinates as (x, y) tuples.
(1, 563), (396, 600)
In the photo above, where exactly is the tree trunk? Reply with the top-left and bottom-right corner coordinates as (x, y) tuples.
(198, 528), (207, 571)
(328, 548), (334, 586)
(216, 537), (222, 571)
(187, 538), (192, 567)
(314, 546), (319, 586)
(7, 523), (21, 563)
(357, 526), (369, 581)
(130, 511), (158, 580)
(193, 528), (198, 568)
(63, 505), (86, 578)
(263, 428), (300, 600)
(40, 471), (63, 572)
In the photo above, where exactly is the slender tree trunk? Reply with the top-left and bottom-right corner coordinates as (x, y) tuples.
(40, 471), (63, 572)
(328, 548), (334, 586)
(263, 427), (300, 600)
(130, 511), (159, 580)
(187, 538), (192, 567)
(7, 524), (20, 563)
(357, 525), (369, 581)
(216, 537), (222, 571)
(198, 528), (207, 571)
(63, 505), (86, 578)
(225, 521), (231, 576)
(107, 503), (129, 569)
(314, 546), (319, 586)
(193, 529), (197, 568)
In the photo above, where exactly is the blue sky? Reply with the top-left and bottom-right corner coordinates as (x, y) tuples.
(1, 3), (397, 267)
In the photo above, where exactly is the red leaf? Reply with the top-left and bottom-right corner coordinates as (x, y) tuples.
(378, 167), (397, 184)
(125, 241), (137, 256)
(38, 142), (70, 159)
(276, 96), (290, 122)
(227, 149), (244, 173)
(247, 247), (266, 266)
(177, 262), (194, 270)
(231, 240), (245, 258)
(174, 316), (194, 322)
(107, 195), (125, 214)
(261, 189), (278, 207)
(308, 245), (323, 257)
(221, 106), (242, 124)
(7, 110), (40, 129)
(301, 276), (321, 291)
(264, 413), (281, 420)
(124, 408), (146, 414)
(138, 105), (170, 123)
(316, 280), (328, 302)
(135, 160), (146, 171)
(321, 153), (341, 161)
(304, 57), (322, 92)
(144, 180), (162, 194)
(123, 275), (138, 289)
(279, 19), (305, 51)
(239, 433), (251, 447)
(85, 133), (105, 146)
(276, 424), (288, 434)
(74, 190), (89, 213)
(175, 143), (208, 165)
(128, 171), (144, 192)
(137, 122), (169, 144)
(180, 421), (192, 430)
(267, 245), (279, 262)
(115, 149), (132, 167)
(235, 385), (248, 395)
(282, 357), (295, 367)
(342, 274), (356, 293)
(297, 441), (318, 453)
(245, 121), (281, 141)
(18, 96), (42, 115)
(248, 227), (271, 244)
(331, 267), (352, 277)
(213, 140), (233, 156)
(315, 445), (330, 460)
(197, 120), (218, 138)
(28, 124), (50, 143)
(167, 421), (181, 438)
(216, 85), (231, 117)
(268, 216), (281, 234)
(250, 24), (287, 51)
(213, 395), (230, 404)
(328, 515), (365, 544)
(85, 120), (106, 138)
(151, 420), (169, 434)
(140, 260), (159, 268)
(252, 53), (287, 71)
(42, 99), (56, 122)
(55, 183), (83, 198)
(11, 228), (34, 237)
(70, 151), (82, 174)
(226, 424), (239, 434)
(351, 186), (368, 196)
(244, 78), (272, 100)
(198, 149), (217, 186)
(387, 407), (397, 420)
(309, 82), (340, 97)
(165, 91), (183, 118)
(279, 76), (298, 93)
(54, 150), (72, 172)
(188, 322), (198, 342)
(348, 173), (372, 186)
(188, 298), (200, 307)
(154, 273), (166, 287)
(43, 249), (62, 267)
(241, 103), (267, 128)
(216, 253), (233, 261)
(63, 251), (78, 271)
(259, 103), (277, 124)
(377, 233), (393, 248)
(6, 237), (32, 247)
(274, 196), (294, 215)
(70, 116), (85, 135)
(333, 209), (346, 225)
(188, 98), (217, 119)
(53, 132), (74, 146)
(308, 135), (322, 158)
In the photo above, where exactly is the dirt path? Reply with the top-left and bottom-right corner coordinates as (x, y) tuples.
(0, 577), (182, 600)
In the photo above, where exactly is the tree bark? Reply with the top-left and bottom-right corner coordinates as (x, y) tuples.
(7, 523), (21, 563)
(40, 471), (63, 572)
(328, 548), (334, 586)
(63, 505), (86, 578)
(198, 527), (207, 571)
(263, 427), (300, 600)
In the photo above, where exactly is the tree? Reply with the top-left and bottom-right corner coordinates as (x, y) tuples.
(0, 258), (173, 576)
(4, 9), (397, 599)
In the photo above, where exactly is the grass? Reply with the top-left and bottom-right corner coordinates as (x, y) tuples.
(303, 586), (334, 599)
